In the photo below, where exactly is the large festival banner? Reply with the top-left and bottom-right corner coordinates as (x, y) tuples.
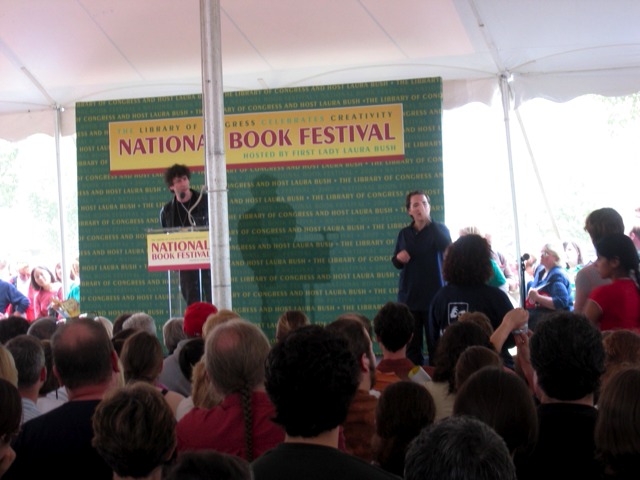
(76, 79), (443, 339)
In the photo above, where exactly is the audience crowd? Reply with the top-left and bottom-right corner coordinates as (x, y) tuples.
(0, 206), (638, 479)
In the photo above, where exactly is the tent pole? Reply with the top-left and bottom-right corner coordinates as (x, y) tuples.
(54, 105), (69, 297)
(200, 0), (232, 310)
(499, 74), (525, 307)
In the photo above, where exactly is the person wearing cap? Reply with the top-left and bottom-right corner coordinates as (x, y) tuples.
(158, 302), (218, 397)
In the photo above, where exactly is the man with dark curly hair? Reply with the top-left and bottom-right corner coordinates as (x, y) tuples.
(253, 325), (398, 480)
(515, 311), (604, 480)
(159, 163), (211, 305)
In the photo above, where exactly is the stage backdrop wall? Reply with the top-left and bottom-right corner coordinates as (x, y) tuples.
(76, 78), (443, 340)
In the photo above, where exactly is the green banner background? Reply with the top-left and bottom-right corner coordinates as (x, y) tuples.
(76, 79), (443, 340)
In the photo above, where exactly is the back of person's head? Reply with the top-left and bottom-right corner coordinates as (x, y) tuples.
(5, 334), (44, 389)
(179, 337), (205, 383)
(334, 312), (372, 338)
(205, 319), (270, 461)
(39, 339), (60, 396)
(111, 328), (138, 357)
(585, 208), (625, 245)
(52, 317), (115, 390)
(191, 359), (221, 409)
(0, 378), (21, 444)
(94, 316), (114, 338)
(457, 311), (494, 338)
(326, 317), (375, 388)
(122, 312), (156, 336)
(265, 324), (360, 437)
(0, 344), (18, 386)
(164, 451), (251, 480)
(454, 367), (538, 456)
(202, 309), (241, 339)
(530, 311), (604, 401)
(454, 346), (502, 390)
(184, 302), (218, 338)
(442, 234), (493, 286)
(27, 317), (59, 340)
(112, 313), (133, 337)
(603, 329), (640, 366)
(0, 316), (30, 344)
(372, 381), (436, 476)
(163, 317), (186, 354)
(404, 415), (517, 480)
(92, 382), (176, 478)
(120, 331), (163, 384)
(432, 321), (494, 393)
(595, 367), (640, 478)
(373, 302), (414, 353)
(275, 310), (310, 342)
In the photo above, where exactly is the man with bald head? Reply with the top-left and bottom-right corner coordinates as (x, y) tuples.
(6, 318), (119, 479)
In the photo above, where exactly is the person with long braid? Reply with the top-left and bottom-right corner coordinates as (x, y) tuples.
(584, 233), (640, 331)
(175, 319), (284, 461)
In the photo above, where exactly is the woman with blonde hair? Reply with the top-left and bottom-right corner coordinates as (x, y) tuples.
(525, 242), (571, 330)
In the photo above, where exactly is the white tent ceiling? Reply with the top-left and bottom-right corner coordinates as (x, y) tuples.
(1, 0), (640, 141)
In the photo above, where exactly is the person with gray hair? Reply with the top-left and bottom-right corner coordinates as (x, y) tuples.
(405, 415), (516, 480)
(122, 312), (156, 336)
(5, 335), (46, 424)
(162, 317), (186, 355)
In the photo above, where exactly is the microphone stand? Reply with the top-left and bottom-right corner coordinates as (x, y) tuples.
(519, 255), (528, 307)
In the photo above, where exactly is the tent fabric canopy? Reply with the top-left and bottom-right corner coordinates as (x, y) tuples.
(1, 0), (640, 141)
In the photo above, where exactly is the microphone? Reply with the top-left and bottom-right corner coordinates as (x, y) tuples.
(521, 253), (530, 262)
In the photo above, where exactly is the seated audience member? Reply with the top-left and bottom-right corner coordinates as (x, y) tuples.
(584, 233), (640, 331)
(372, 381), (435, 476)
(372, 302), (416, 391)
(5, 318), (120, 479)
(112, 313), (133, 337)
(563, 239), (585, 303)
(92, 382), (176, 480)
(429, 234), (516, 367)
(252, 325), (398, 480)
(275, 309), (310, 342)
(599, 329), (640, 394)
(575, 208), (625, 313)
(454, 346), (502, 391)
(122, 312), (156, 336)
(525, 242), (572, 330)
(405, 415), (517, 480)
(594, 368), (640, 479)
(26, 317), (59, 340)
(425, 321), (495, 421)
(162, 317), (186, 355)
(5, 335), (45, 424)
(0, 345), (17, 386)
(458, 311), (494, 337)
(159, 302), (217, 397)
(30, 266), (63, 320)
(326, 317), (378, 462)
(93, 316), (114, 338)
(0, 316), (29, 344)
(201, 308), (241, 339)
(454, 367), (538, 458)
(176, 319), (284, 461)
(111, 328), (137, 357)
(36, 339), (66, 413)
(0, 279), (29, 319)
(515, 311), (605, 480)
(120, 331), (185, 417)
(459, 226), (509, 292)
(165, 451), (251, 480)
(0, 379), (21, 477)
